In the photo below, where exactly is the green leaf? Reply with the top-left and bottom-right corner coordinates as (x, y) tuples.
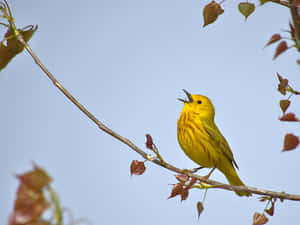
(238, 2), (255, 20)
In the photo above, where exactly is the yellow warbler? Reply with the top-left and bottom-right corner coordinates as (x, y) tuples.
(177, 90), (250, 196)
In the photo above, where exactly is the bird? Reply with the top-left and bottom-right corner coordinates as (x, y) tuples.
(177, 89), (250, 196)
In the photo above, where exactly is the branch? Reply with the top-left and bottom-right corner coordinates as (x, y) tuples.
(15, 35), (300, 201)
(290, 0), (300, 46)
(269, 0), (292, 8)
(2, 0), (297, 200)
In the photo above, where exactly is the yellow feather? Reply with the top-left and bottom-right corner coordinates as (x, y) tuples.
(177, 91), (250, 196)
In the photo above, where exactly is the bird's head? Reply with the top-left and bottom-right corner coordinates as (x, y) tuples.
(178, 89), (215, 119)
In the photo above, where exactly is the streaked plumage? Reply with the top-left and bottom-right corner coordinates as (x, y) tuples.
(177, 90), (250, 196)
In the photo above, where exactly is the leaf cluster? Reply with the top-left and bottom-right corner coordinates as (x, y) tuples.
(9, 164), (52, 225)
(276, 73), (300, 151)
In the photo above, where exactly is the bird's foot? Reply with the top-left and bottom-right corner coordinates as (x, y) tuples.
(200, 167), (216, 181)
(182, 166), (204, 174)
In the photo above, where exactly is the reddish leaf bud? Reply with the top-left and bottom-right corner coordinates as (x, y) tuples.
(273, 41), (288, 60)
(145, 134), (154, 149)
(130, 160), (146, 176)
(277, 73), (289, 95)
(180, 188), (189, 201)
(168, 183), (184, 199)
(264, 34), (281, 48)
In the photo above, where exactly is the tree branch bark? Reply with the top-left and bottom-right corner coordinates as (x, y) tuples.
(290, 0), (300, 46)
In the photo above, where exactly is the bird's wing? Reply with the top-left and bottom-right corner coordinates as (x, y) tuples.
(203, 120), (239, 169)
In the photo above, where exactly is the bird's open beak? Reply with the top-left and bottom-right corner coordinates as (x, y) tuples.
(177, 89), (193, 103)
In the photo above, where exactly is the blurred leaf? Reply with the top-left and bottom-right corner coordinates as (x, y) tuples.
(253, 212), (269, 225)
(0, 3), (8, 18)
(145, 134), (154, 149)
(282, 133), (299, 151)
(203, 1), (224, 27)
(196, 201), (204, 219)
(175, 174), (189, 183)
(9, 165), (51, 225)
(238, 2), (255, 20)
(168, 183), (184, 199)
(17, 164), (52, 192)
(279, 112), (300, 122)
(0, 25), (37, 71)
(264, 34), (281, 48)
(27, 220), (51, 225)
(297, 59), (300, 65)
(10, 192), (49, 225)
(279, 99), (290, 113)
(14, 184), (40, 208)
(130, 160), (146, 176)
(264, 201), (275, 216)
(277, 73), (288, 95)
(273, 41), (288, 60)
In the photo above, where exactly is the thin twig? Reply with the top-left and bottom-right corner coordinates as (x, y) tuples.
(0, 22), (9, 27)
(15, 35), (154, 162)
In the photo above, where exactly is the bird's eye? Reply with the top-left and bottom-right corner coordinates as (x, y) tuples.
(197, 100), (202, 104)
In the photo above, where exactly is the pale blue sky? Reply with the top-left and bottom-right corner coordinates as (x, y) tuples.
(1, 0), (300, 225)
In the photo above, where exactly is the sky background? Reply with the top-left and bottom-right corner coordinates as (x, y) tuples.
(1, 0), (300, 224)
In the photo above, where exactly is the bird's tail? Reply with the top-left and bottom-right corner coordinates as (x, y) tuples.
(220, 164), (251, 197)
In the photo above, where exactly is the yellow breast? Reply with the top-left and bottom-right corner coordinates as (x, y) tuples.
(177, 112), (218, 168)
